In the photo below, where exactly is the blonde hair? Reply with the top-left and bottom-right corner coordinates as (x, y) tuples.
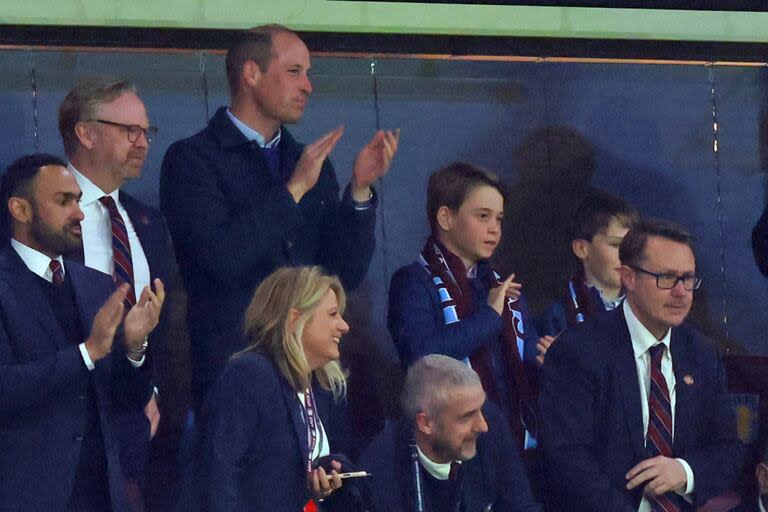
(236, 266), (348, 399)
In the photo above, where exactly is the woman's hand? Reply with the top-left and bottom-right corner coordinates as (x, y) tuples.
(309, 459), (343, 501)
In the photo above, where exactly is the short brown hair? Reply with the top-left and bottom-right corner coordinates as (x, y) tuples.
(225, 24), (297, 97)
(619, 218), (695, 268)
(571, 189), (638, 241)
(426, 161), (506, 233)
(58, 77), (137, 157)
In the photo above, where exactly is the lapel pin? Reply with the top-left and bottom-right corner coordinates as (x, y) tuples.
(683, 374), (694, 386)
(140, 215), (150, 225)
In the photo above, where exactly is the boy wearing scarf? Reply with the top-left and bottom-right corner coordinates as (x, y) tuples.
(535, 189), (638, 365)
(387, 161), (538, 450)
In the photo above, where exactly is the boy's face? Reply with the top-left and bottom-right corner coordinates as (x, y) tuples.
(437, 184), (504, 269)
(573, 216), (629, 291)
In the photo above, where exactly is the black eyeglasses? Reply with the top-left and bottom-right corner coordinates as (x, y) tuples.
(90, 119), (158, 144)
(630, 266), (702, 291)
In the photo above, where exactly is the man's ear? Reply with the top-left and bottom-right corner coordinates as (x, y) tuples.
(7, 196), (32, 224)
(436, 206), (454, 233)
(242, 60), (263, 89)
(415, 412), (434, 436)
(571, 238), (590, 261)
(757, 463), (768, 494)
(618, 265), (634, 291)
(74, 121), (96, 151)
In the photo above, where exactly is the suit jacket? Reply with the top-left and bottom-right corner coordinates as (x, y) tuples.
(538, 308), (742, 512)
(160, 108), (376, 400)
(357, 402), (542, 512)
(0, 245), (150, 512)
(184, 352), (353, 512)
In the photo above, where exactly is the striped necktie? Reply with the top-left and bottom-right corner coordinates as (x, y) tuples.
(99, 195), (136, 307)
(646, 343), (680, 512)
(50, 259), (64, 287)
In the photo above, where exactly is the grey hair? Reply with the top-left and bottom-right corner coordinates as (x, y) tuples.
(400, 354), (482, 423)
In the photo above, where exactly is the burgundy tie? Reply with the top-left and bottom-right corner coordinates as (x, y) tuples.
(448, 461), (460, 481)
(646, 344), (681, 512)
(50, 259), (64, 287)
(99, 196), (136, 307)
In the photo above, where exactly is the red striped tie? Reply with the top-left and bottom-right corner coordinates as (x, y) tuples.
(50, 259), (64, 287)
(99, 196), (136, 308)
(646, 343), (680, 512)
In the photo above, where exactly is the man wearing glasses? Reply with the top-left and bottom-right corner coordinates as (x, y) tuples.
(58, 78), (191, 507)
(539, 218), (742, 512)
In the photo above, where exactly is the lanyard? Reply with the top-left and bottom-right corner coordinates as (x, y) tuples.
(302, 388), (319, 475)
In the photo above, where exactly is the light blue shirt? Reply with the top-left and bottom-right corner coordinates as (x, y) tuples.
(226, 108), (281, 147)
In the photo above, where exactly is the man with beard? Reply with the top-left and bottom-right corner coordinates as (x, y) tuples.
(59, 77), (192, 506)
(160, 25), (399, 409)
(357, 354), (541, 512)
(0, 153), (164, 511)
(539, 219), (742, 512)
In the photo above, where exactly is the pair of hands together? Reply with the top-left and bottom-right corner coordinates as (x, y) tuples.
(287, 126), (400, 204)
(85, 279), (166, 438)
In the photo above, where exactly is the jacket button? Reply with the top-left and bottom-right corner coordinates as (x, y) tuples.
(74, 436), (84, 441)
(286, 240), (294, 249)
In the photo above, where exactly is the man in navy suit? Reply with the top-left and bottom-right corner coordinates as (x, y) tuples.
(0, 153), (165, 511)
(358, 354), (542, 512)
(58, 77), (192, 506)
(539, 218), (742, 512)
(160, 25), (400, 408)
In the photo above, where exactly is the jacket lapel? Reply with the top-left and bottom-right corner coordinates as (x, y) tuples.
(277, 373), (310, 464)
(119, 192), (157, 278)
(0, 247), (69, 350)
(670, 328), (694, 453)
(613, 310), (647, 459)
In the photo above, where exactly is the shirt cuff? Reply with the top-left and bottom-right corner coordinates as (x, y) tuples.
(78, 343), (95, 371)
(127, 354), (146, 368)
(675, 458), (695, 496)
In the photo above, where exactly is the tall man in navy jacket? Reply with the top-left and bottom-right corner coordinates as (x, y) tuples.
(539, 219), (742, 512)
(0, 154), (164, 511)
(358, 354), (542, 512)
(58, 77), (192, 506)
(161, 24), (399, 407)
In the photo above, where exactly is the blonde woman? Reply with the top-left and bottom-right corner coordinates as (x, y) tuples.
(188, 266), (354, 511)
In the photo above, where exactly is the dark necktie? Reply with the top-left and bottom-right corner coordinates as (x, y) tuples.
(50, 259), (64, 287)
(448, 461), (460, 481)
(99, 196), (136, 307)
(646, 344), (681, 512)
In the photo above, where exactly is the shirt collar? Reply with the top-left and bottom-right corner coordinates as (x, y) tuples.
(226, 108), (281, 148)
(585, 281), (624, 310)
(760, 495), (767, 512)
(415, 444), (460, 481)
(10, 238), (64, 282)
(623, 299), (671, 358)
(68, 163), (120, 207)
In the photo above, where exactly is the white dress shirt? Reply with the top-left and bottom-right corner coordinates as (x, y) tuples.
(11, 238), (98, 370)
(761, 495), (767, 512)
(623, 300), (695, 511)
(68, 164), (151, 298)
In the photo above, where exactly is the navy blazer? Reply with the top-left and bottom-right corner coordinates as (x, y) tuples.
(538, 307), (742, 512)
(357, 402), (542, 512)
(185, 352), (352, 512)
(0, 245), (149, 512)
(160, 108), (376, 398)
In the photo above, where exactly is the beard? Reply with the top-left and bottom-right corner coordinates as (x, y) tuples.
(30, 210), (81, 256)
